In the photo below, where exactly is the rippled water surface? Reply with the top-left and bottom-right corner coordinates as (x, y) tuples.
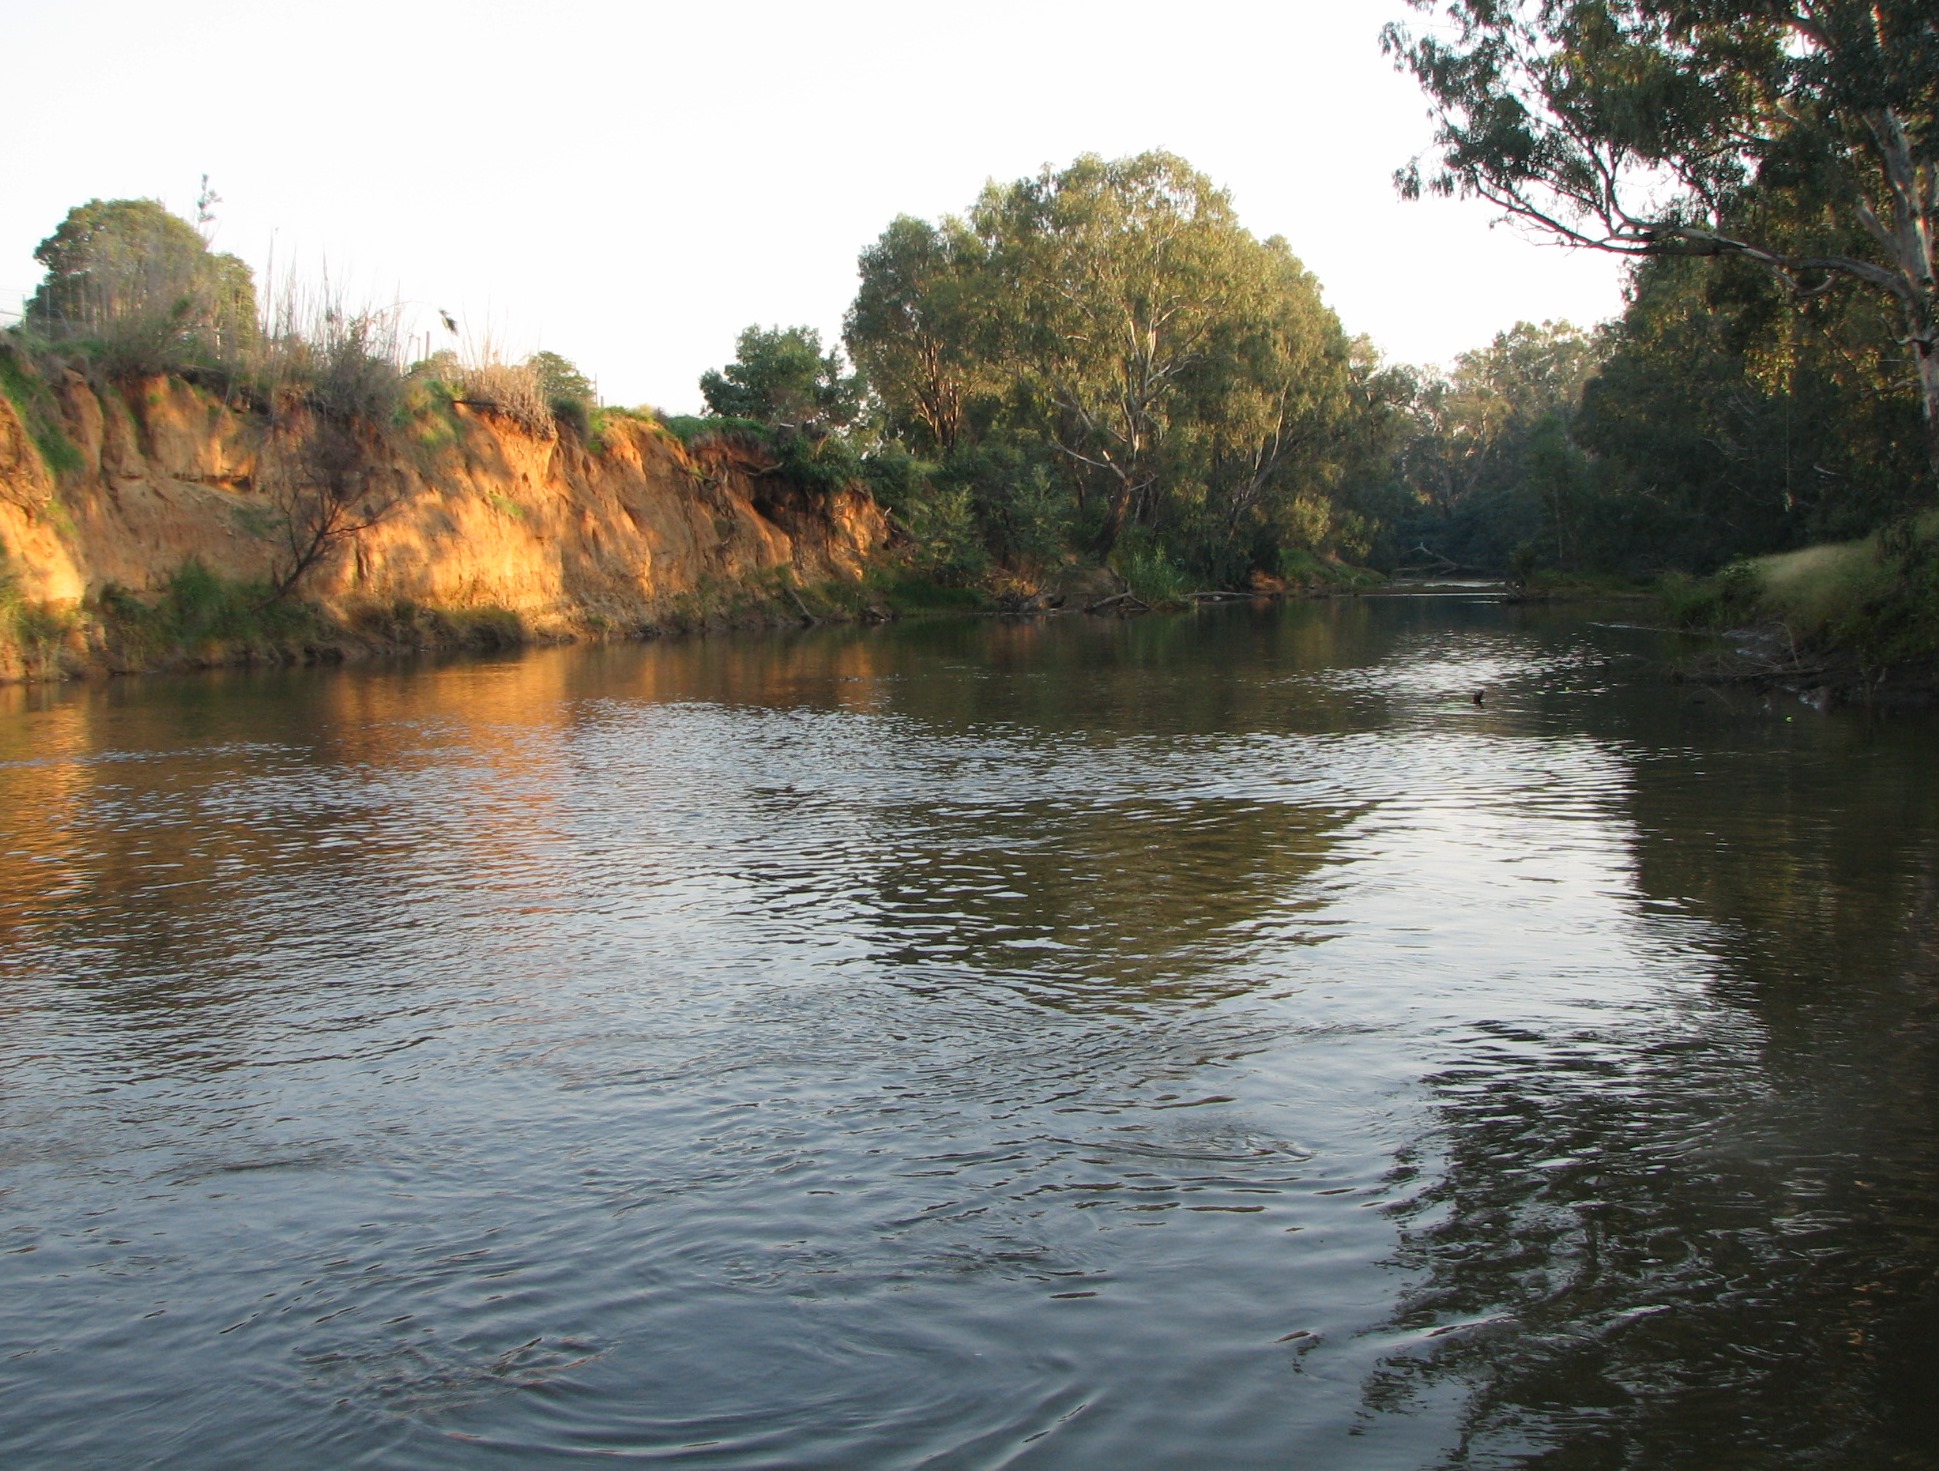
(3, 599), (1937, 1468)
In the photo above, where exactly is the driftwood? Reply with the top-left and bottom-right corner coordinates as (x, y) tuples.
(1671, 649), (1829, 686)
(1392, 543), (1480, 577)
(1084, 588), (1277, 613)
(994, 591), (1066, 616)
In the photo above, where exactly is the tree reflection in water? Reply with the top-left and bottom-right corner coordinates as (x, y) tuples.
(1364, 708), (1939, 1468)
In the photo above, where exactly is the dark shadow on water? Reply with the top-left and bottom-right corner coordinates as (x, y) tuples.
(1357, 700), (1939, 1467)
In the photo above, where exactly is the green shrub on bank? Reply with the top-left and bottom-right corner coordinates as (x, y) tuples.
(90, 567), (534, 668)
(1277, 547), (1385, 593)
(344, 599), (526, 650)
(774, 430), (866, 494)
(898, 485), (988, 584)
(660, 414), (774, 450)
(1278, 547), (1329, 586)
(552, 395), (591, 439)
(1660, 560), (1764, 629)
(95, 561), (319, 666)
(868, 574), (986, 613)
(1111, 532), (1192, 609)
(1836, 548), (1939, 671)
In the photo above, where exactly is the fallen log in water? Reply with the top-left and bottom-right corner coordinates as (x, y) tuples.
(1084, 591), (1152, 615)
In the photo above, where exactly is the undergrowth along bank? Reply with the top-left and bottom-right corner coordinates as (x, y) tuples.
(1661, 514), (1939, 696)
(0, 559), (539, 682)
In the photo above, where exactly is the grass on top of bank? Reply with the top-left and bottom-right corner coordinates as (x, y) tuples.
(1664, 511), (1939, 679)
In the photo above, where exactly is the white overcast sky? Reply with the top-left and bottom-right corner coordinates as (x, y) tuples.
(0, 0), (1628, 411)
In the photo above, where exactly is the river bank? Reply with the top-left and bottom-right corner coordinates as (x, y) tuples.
(0, 350), (892, 683)
(1654, 521), (1939, 706)
(1, 350), (1399, 685)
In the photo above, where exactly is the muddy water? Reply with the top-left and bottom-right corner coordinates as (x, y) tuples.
(2, 599), (1935, 1468)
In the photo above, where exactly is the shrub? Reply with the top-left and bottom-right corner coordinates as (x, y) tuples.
(1112, 531), (1192, 608)
(1660, 559), (1763, 628)
(900, 484), (988, 584)
(94, 562), (318, 665)
(0, 592), (78, 676)
(860, 441), (936, 516)
(1838, 543), (1939, 671)
(551, 394), (590, 439)
(1510, 540), (1540, 589)
(774, 428), (865, 494)
(660, 414), (774, 451)
(455, 359), (553, 439)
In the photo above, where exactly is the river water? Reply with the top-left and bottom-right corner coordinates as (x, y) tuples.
(2, 598), (1935, 1469)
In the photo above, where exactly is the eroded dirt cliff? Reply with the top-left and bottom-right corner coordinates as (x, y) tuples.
(0, 368), (890, 679)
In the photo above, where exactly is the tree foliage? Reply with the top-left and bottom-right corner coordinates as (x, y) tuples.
(968, 153), (1272, 550)
(1384, 0), (1939, 490)
(526, 350), (593, 408)
(1383, 321), (1606, 572)
(844, 216), (987, 455)
(845, 152), (1381, 579)
(1378, 260), (1923, 577)
(26, 198), (257, 370)
(700, 325), (859, 430)
(1572, 249), (1924, 567)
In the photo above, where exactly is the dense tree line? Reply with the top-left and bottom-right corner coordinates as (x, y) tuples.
(1375, 258), (1924, 580)
(852, 151), (1402, 587)
(1385, 0), (1938, 493)
(705, 153), (1402, 592)
(689, 127), (1927, 589)
(1377, 321), (1605, 576)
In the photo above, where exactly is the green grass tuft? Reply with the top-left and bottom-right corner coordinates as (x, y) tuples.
(0, 564), (80, 677)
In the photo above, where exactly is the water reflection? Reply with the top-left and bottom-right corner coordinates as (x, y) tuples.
(2, 602), (1936, 1468)
(1361, 669), (1939, 1468)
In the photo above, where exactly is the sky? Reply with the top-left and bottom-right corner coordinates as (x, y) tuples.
(0, 0), (1630, 412)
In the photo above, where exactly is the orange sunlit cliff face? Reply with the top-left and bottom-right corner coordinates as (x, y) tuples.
(0, 370), (889, 679)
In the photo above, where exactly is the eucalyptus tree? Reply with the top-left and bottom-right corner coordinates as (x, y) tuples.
(1384, 0), (1939, 493)
(1573, 250), (1927, 564)
(845, 215), (989, 455)
(1387, 321), (1606, 570)
(845, 152), (1379, 575)
(1170, 237), (1359, 574)
(967, 152), (1267, 552)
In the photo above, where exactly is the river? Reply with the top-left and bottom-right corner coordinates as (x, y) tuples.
(2, 597), (1935, 1468)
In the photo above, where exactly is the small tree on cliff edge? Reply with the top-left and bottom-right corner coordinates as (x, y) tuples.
(266, 307), (408, 600)
(700, 325), (861, 432)
(1384, 0), (1939, 506)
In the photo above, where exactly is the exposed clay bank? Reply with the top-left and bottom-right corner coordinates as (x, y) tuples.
(0, 364), (890, 681)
